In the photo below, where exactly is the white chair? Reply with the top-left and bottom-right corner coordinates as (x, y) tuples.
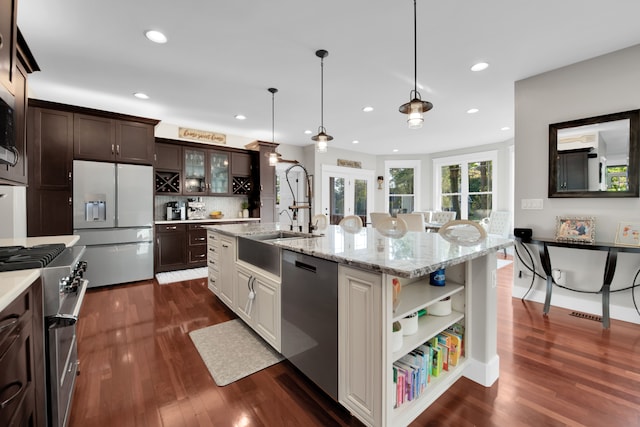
(398, 213), (425, 231)
(370, 212), (391, 228)
(431, 211), (457, 224)
(481, 211), (511, 256)
(413, 210), (433, 222)
(376, 217), (408, 238)
(339, 215), (363, 233)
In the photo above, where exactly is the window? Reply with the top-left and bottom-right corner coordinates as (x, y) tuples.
(606, 165), (628, 191)
(385, 160), (420, 216)
(433, 151), (497, 220)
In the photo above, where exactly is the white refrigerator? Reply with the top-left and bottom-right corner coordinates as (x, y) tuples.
(73, 160), (154, 287)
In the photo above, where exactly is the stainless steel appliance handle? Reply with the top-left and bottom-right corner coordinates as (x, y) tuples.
(294, 260), (317, 273)
(0, 316), (18, 334)
(47, 279), (89, 329)
(0, 381), (23, 409)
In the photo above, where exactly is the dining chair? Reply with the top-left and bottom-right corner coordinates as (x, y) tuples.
(370, 212), (391, 228)
(398, 213), (426, 231)
(339, 215), (363, 233)
(481, 211), (511, 256)
(431, 211), (457, 224)
(413, 210), (433, 223)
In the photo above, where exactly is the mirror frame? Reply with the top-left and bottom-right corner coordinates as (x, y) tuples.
(548, 109), (640, 198)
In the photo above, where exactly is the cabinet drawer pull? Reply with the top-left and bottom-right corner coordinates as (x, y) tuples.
(0, 381), (24, 409)
(166, 226), (177, 230)
(116, 144), (120, 155)
(222, 244), (229, 248)
(196, 237), (205, 241)
(196, 254), (205, 258)
(111, 144), (115, 154)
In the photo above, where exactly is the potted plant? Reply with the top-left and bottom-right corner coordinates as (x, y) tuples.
(241, 201), (250, 218)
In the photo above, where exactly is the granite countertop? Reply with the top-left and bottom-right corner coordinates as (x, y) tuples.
(206, 223), (513, 279)
(155, 217), (261, 225)
(0, 235), (80, 311)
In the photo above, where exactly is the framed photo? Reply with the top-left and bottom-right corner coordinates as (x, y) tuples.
(615, 222), (640, 247)
(555, 216), (595, 244)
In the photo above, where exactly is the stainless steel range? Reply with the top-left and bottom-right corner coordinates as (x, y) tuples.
(0, 244), (88, 427)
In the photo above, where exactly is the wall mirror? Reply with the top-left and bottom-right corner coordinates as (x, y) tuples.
(549, 109), (639, 198)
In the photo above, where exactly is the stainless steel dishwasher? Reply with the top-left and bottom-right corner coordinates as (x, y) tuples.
(281, 249), (338, 400)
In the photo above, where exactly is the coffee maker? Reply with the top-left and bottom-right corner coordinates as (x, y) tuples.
(166, 201), (185, 220)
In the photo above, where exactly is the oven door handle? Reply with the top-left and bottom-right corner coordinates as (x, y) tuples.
(47, 279), (88, 330)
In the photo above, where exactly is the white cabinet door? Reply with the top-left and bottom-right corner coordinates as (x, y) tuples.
(235, 263), (281, 352)
(254, 274), (280, 352)
(235, 266), (255, 324)
(218, 235), (236, 309)
(338, 265), (383, 427)
(206, 231), (220, 295)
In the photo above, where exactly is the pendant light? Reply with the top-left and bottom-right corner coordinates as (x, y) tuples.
(267, 87), (282, 166)
(399, 0), (433, 129)
(311, 49), (333, 153)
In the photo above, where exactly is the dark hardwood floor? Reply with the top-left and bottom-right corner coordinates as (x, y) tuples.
(68, 258), (640, 427)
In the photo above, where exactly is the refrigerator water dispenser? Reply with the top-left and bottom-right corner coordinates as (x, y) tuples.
(84, 196), (106, 222)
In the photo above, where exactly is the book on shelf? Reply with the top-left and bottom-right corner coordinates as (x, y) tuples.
(440, 330), (462, 366)
(437, 334), (451, 371)
(427, 339), (444, 377)
(446, 323), (465, 358)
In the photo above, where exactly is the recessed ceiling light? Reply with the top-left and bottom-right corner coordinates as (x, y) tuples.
(352, 140), (359, 144)
(133, 92), (149, 99)
(501, 126), (511, 131)
(467, 108), (479, 114)
(144, 30), (167, 44)
(393, 149), (399, 153)
(362, 106), (374, 112)
(471, 62), (489, 72)
(304, 130), (312, 135)
(235, 114), (246, 120)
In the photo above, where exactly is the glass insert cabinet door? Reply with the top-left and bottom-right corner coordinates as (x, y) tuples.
(209, 151), (229, 194)
(184, 148), (206, 193)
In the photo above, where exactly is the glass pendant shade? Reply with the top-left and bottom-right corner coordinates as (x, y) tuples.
(312, 50), (332, 151)
(399, 0), (433, 128)
(268, 151), (279, 165)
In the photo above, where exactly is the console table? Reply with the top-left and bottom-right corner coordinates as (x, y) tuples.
(520, 237), (640, 328)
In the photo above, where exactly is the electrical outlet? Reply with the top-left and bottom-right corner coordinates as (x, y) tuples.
(521, 199), (543, 210)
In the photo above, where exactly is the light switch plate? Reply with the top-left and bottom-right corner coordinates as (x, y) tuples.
(521, 199), (543, 209)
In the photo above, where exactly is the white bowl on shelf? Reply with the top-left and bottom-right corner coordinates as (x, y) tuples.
(400, 313), (418, 335)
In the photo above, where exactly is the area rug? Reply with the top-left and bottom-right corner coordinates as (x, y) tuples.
(155, 267), (207, 284)
(189, 319), (284, 386)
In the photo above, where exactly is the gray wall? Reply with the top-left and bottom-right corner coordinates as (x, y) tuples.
(513, 43), (640, 323)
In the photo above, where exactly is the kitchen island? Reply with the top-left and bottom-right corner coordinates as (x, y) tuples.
(205, 223), (512, 427)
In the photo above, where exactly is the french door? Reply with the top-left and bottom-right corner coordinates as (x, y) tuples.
(321, 165), (374, 226)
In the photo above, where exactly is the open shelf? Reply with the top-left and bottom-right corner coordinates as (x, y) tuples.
(392, 310), (464, 362)
(393, 280), (464, 322)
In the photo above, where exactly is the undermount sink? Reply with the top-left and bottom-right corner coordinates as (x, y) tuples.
(237, 231), (320, 277)
(247, 231), (320, 241)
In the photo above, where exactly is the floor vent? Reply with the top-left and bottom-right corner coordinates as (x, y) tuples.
(569, 311), (602, 322)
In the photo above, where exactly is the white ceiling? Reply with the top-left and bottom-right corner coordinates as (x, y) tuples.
(17, 0), (640, 155)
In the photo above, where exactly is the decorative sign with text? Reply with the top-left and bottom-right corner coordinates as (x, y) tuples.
(179, 127), (226, 144)
(337, 159), (362, 168)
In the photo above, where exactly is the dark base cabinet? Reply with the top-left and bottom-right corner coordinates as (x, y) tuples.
(187, 224), (207, 266)
(155, 224), (187, 273)
(0, 278), (44, 427)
